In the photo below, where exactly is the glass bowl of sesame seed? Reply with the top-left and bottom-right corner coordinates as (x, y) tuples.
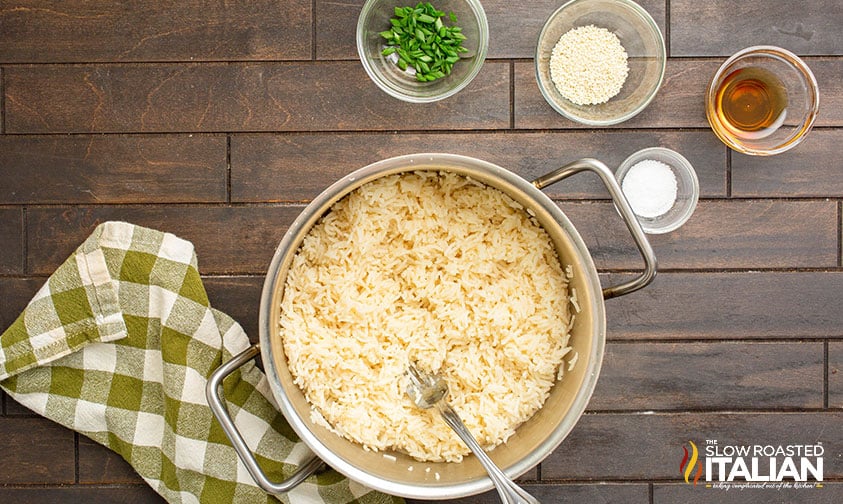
(357, 0), (489, 103)
(535, 0), (666, 126)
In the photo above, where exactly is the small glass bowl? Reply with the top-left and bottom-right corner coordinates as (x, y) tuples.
(615, 147), (699, 234)
(705, 45), (819, 156)
(535, 0), (666, 126)
(356, 0), (489, 103)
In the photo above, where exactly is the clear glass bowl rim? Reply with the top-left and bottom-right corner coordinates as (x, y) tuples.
(534, 0), (667, 126)
(704, 45), (820, 156)
(615, 146), (700, 234)
(356, 0), (490, 103)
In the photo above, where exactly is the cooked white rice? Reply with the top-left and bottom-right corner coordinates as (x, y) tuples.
(279, 170), (573, 463)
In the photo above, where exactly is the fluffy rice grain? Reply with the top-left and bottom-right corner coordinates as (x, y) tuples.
(279, 171), (574, 462)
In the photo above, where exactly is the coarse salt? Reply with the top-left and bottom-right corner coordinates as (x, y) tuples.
(621, 159), (677, 218)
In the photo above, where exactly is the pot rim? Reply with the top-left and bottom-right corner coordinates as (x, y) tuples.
(258, 153), (607, 499)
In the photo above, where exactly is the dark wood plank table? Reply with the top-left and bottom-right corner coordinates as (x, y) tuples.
(1, 1), (841, 502)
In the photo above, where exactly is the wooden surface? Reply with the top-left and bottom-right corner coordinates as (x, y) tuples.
(1, 1), (842, 502)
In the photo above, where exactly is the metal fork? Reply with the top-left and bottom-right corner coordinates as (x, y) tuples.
(405, 364), (540, 504)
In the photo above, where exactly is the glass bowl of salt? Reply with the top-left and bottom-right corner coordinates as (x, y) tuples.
(615, 147), (699, 234)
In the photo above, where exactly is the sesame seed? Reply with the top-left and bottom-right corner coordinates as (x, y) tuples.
(549, 25), (629, 105)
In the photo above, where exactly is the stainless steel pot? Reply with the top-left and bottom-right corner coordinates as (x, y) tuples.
(207, 154), (656, 499)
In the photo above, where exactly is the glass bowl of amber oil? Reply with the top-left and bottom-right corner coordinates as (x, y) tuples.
(706, 46), (819, 156)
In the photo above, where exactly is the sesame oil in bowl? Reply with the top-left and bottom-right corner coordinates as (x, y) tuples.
(705, 45), (819, 155)
(714, 66), (788, 141)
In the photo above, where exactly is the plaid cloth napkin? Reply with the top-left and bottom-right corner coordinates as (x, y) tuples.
(0, 221), (400, 504)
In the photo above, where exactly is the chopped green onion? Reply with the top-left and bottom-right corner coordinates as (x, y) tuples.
(378, 2), (469, 83)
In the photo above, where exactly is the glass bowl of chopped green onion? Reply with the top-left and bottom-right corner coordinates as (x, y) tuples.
(535, 0), (666, 126)
(357, 0), (488, 103)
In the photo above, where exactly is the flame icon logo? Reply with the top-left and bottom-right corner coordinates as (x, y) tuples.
(680, 441), (703, 486)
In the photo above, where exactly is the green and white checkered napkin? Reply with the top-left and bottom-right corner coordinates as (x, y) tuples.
(0, 221), (400, 504)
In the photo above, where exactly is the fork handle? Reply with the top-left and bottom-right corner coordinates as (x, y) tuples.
(436, 402), (541, 504)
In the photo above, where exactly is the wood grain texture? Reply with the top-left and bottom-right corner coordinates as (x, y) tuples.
(0, 0), (312, 63)
(564, 200), (837, 270)
(654, 483), (843, 503)
(0, 417), (76, 483)
(589, 342), (824, 411)
(316, 0), (666, 60)
(4, 391), (37, 415)
(231, 131), (726, 202)
(731, 130), (843, 197)
(670, 1), (843, 57)
(0, 207), (23, 274)
(313, 0), (361, 60)
(813, 59), (843, 126)
(78, 435), (145, 484)
(6, 59), (836, 135)
(0, 486), (164, 504)
(605, 272), (843, 340)
(541, 412), (843, 480)
(26, 206), (305, 275)
(0, 135), (227, 204)
(830, 342), (843, 408)
(3, 62), (510, 134)
(0, 277), (43, 337)
(487, 0), (665, 60)
(203, 276), (263, 343)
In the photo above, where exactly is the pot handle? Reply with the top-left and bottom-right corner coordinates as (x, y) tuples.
(206, 344), (324, 495)
(532, 158), (657, 299)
